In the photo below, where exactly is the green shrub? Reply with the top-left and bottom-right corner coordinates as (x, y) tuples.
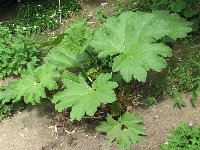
(161, 122), (200, 149)
(0, 101), (25, 120)
(0, 103), (12, 120)
(0, 81), (25, 120)
(0, 26), (39, 79)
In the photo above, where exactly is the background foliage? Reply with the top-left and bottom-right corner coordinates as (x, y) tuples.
(0, 26), (39, 79)
(2, 0), (81, 33)
(113, 0), (200, 31)
(161, 122), (200, 149)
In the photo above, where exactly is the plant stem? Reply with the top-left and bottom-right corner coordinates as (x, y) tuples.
(85, 50), (102, 71)
(58, 0), (63, 33)
(81, 67), (93, 83)
(190, 44), (200, 49)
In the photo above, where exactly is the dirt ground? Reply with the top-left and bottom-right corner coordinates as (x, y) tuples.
(0, 94), (199, 150)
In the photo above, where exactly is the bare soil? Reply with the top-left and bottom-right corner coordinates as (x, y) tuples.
(0, 94), (199, 150)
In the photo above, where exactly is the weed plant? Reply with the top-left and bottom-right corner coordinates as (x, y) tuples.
(0, 100), (25, 120)
(146, 49), (200, 107)
(161, 122), (200, 149)
(0, 26), (39, 79)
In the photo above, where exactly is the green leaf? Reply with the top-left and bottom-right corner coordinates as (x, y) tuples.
(112, 43), (171, 82)
(61, 21), (92, 54)
(0, 64), (59, 105)
(41, 21), (92, 51)
(44, 46), (88, 69)
(169, 0), (186, 12)
(44, 22), (92, 70)
(91, 11), (191, 82)
(0, 82), (18, 104)
(191, 17), (200, 31)
(96, 112), (146, 150)
(40, 33), (67, 48)
(152, 10), (193, 40)
(183, 7), (198, 18)
(172, 88), (186, 109)
(52, 73), (118, 121)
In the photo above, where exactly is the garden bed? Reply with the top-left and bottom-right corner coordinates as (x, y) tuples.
(0, 94), (199, 150)
(0, 0), (200, 150)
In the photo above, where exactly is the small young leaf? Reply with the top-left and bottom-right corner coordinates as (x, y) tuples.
(61, 21), (92, 54)
(0, 26), (39, 79)
(169, 0), (186, 12)
(40, 33), (67, 48)
(172, 88), (186, 109)
(97, 112), (146, 150)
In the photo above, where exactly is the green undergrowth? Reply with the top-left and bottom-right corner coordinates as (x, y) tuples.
(0, 26), (40, 79)
(0, 100), (25, 120)
(145, 48), (200, 108)
(2, 0), (81, 33)
(161, 122), (200, 149)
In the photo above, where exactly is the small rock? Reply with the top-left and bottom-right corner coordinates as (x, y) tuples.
(85, 134), (88, 137)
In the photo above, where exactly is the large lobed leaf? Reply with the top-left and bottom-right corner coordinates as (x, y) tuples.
(90, 11), (192, 82)
(0, 64), (59, 105)
(96, 112), (146, 150)
(152, 10), (192, 40)
(44, 46), (88, 69)
(44, 22), (92, 70)
(0, 82), (18, 104)
(61, 22), (92, 54)
(52, 73), (118, 121)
